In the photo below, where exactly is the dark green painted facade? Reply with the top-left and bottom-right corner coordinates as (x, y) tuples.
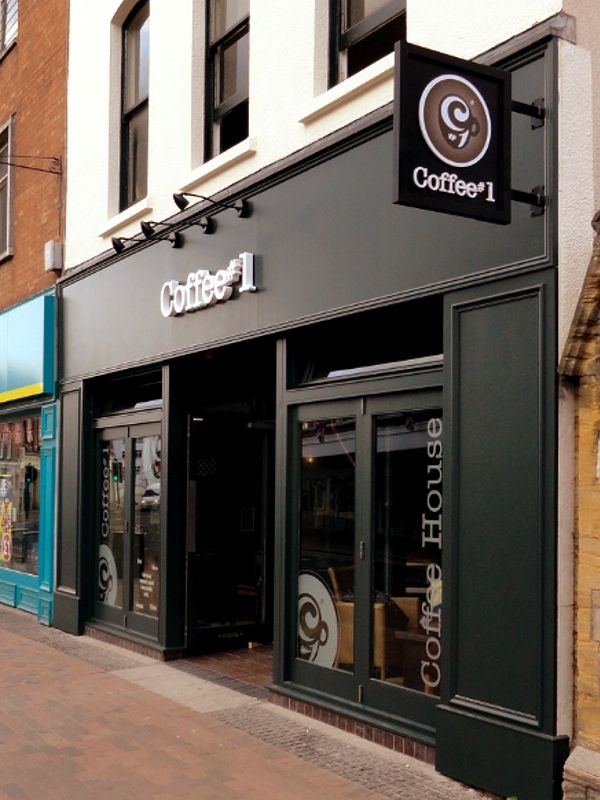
(55, 37), (564, 800)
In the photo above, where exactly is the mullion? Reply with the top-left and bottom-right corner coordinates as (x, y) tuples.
(209, 15), (249, 50)
(341, 0), (405, 43)
(213, 92), (248, 121)
(123, 434), (134, 622)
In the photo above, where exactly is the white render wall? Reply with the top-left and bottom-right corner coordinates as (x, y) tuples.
(65, 0), (578, 269)
(63, 0), (600, 750)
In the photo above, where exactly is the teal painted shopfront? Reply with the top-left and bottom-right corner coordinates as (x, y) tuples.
(0, 293), (56, 623)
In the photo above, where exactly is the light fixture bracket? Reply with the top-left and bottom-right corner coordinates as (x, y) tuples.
(173, 192), (251, 218)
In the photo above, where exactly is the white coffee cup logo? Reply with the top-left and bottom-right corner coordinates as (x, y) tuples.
(418, 74), (491, 168)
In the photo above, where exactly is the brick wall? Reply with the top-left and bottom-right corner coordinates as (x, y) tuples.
(0, 0), (68, 311)
(564, 375), (600, 798)
(575, 376), (600, 752)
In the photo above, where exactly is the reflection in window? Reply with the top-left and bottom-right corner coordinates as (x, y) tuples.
(298, 418), (355, 672)
(372, 410), (442, 694)
(332, 0), (405, 85)
(1, 0), (17, 49)
(133, 435), (161, 618)
(99, 439), (125, 608)
(206, 0), (249, 159)
(120, 1), (149, 210)
(0, 417), (41, 576)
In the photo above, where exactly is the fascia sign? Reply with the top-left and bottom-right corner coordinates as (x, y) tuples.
(394, 42), (512, 224)
(160, 252), (256, 318)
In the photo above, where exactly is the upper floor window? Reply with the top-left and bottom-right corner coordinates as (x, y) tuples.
(330, 0), (405, 86)
(120, 0), (149, 211)
(0, 118), (14, 260)
(0, 0), (17, 51)
(206, 0), (249, 161)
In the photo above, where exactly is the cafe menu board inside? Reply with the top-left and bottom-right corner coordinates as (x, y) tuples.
(394, 42), (511, 224)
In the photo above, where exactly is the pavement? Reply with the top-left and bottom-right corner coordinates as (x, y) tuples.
(0, 605), (500, 800)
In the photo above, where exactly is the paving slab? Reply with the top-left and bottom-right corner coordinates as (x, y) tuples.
(0, 605), (499, 800)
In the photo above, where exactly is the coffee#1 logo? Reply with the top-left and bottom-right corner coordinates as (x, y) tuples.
(418, 74), (492, 168)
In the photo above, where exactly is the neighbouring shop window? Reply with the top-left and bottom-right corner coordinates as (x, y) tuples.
(0, 416), (41, 576)
(206, 0), (249, 160)
(372, 410), (442, 694)
(298, 418), (356, 671)
(120, 0), (149, 210)
(0, 0), (17, 50)
(331, 0), (405, 86)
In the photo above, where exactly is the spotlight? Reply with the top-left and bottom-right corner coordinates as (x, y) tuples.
(111, 235), (139, 254)
(139, 220), (185, 248)
(173, 192), (251, 218)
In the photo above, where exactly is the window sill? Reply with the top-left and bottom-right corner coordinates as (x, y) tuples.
(180, 137), (257, 192)
(299, 52), (395, 126)
(98, 197), (154, 239)
(0, 37), (17, 66)
(0, 249), (14, 266)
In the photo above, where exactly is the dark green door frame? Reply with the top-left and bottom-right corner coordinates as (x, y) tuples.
(277, 354), (444, 738)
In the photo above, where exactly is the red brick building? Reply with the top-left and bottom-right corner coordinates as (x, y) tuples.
(0, 0), (67, 623)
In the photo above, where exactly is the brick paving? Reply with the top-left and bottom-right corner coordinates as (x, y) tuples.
(0, 606), (498, 800)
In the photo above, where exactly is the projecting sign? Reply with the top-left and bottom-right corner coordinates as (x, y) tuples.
(393, 42), (511, 224)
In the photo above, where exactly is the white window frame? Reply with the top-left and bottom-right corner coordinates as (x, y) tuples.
(0, 116), (15, 262)
(0, 0), (18, 52)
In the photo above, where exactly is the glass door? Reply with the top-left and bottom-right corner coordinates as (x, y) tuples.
(291, 401), (358, 700)
(95, 423), (161, 639)
(364, 399), (442, 728)
(289, 391), (442, 724)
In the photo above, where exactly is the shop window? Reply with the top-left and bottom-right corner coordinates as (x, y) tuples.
(288, 295), (443, 386)
(94, 370), (162, 416)
(205, 0), (249, 160)
(299, 417), (356, 669)
(0, 0), (16, 50)
(294, 396), (442, 704)
(0, 416), (41, 576)
(0, 119), (13, 260)
(120, 0), (149, 211)
(330, 0), (405, 86)
(372, 409), (442, 693)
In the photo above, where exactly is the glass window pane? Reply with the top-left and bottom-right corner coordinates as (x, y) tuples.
(125, 2), (149, 110)
(99, 439), (125, 609)
(346, 0), (391, 28)
(298, 418), (355, 672)
(372, 410), (442, 694)
(219, 30), (249, 104)
(0, 417), (41, 576)
(126, 103), (148, 205)
(133, 435), (161, 618)
(218, 98), (248, 152)
(211, 0), (249, 41)
(0, 138), (8, 180)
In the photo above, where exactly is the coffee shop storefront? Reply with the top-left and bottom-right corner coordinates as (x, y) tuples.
(54, 37), (567, 800)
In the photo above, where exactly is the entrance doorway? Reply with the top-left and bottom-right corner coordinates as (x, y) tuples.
(186, 409), (273, 651)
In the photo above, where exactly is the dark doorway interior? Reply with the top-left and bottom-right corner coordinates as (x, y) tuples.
(183, 341), (275, 653)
